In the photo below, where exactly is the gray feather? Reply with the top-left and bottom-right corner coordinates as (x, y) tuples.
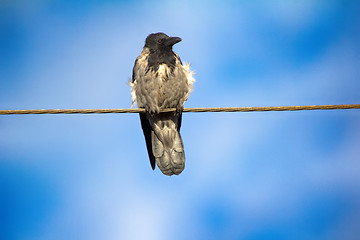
(148, 113), (185, 175)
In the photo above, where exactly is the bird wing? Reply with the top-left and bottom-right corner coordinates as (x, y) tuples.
(132, 58), (138, 83)
(177, 111), (182, 131)
(133, 53), (156, 170)
(139, 113), (156, 170)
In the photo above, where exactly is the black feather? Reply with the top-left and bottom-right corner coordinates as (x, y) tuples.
(139, 113), (156, 170)
(132, 59), (138, 83)
(177, 112), (183, 131)
(144, 32), (181, 72)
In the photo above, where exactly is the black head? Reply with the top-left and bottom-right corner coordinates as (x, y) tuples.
(144, 32), (182, 52)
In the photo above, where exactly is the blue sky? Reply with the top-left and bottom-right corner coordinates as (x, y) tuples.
(1, 1), (360, 239)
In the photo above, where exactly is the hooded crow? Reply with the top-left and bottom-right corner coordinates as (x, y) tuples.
(130, 32), (195, 175)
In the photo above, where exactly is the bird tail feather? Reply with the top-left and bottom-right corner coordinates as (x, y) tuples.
(151, 122), (185, 176)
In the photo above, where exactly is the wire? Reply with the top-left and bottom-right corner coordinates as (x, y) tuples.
(0, 104), (359, 115)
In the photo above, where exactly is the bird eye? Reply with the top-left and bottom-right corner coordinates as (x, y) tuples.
(158, 39), (162, 44)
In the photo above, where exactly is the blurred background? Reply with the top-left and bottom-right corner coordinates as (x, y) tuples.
(1, 0), (360, 239)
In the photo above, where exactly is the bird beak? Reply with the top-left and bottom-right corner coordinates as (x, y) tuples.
(164, 37), (182, 47)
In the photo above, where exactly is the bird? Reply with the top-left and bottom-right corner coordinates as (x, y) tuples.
(130, 32), (195, 176)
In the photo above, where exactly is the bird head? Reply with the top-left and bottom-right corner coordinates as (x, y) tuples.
(144, 32), (182, 52)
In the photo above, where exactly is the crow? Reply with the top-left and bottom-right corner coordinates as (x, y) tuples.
(130, 32), (195, 175)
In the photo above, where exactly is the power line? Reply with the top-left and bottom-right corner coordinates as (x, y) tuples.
(0, 104), (359, 115)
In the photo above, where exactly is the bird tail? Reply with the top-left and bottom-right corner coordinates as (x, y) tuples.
(151, 119), (185, 176)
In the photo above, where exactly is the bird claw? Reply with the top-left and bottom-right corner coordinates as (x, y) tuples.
(146, 106), (160, 116)
(176, 105), (183, 115)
